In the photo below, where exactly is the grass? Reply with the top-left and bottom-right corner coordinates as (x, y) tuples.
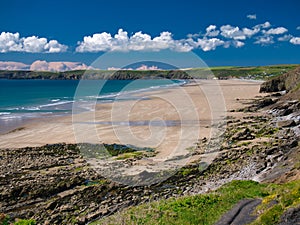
(13, 220), (36, 225)
(93, 180), (269, 225)
(250, 180), (300, 225)
(92, 180), (300, 225)
(0, 215), (36, 225)
(114, 151), (144, 160)
(77, 143), (154, 159)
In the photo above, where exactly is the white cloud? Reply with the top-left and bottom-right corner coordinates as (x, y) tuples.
(76, 29), (193, 53)
(254, 21), (271, 29)
(265, 27), (288, 35)
(242, 27), (260, 37)
(30, 60), (89, 71)
(0, 61), (29, 70)
(205, 25), (219, 37)
(232, 40), (245, 48)
(0, 32), (22, 52)
(196, 38), (225, 51)
(297, 26), (300, 30)
(45, 40), (68, 53)
(255, 36), (274, 45)
(247, 14), (257, 20)
(0, 60), (90, 71)
(108, 65), (160, 71)
(0, 32), (67, 53)
(278, 34), (293, 41)
(290, 37), (300, 45)
(220, 25), (246, 40)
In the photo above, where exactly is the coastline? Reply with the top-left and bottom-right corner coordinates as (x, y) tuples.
(0, 79), (265, 149)
(4, 76), (300, 225)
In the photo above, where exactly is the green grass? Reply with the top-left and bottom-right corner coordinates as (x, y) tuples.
(93, 180), (269, 225)
(250, 180), (300, 225)
(114, 151), (144, 160)
(0, 216), (36, 225)
(92, 180), (300, 225)
(13, 220), (36, 225)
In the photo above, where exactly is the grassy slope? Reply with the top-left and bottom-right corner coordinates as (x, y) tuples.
(94, 180), (300, 225)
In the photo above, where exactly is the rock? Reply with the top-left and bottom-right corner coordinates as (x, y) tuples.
(266, 147), (278, 155)
(257, 98), (275, 108)
(277, 120), (296, 128)
(260, 67), (300, 93)
(278, 206), (300, 225)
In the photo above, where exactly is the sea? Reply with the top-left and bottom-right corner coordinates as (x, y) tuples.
(0, 79), (185, 134)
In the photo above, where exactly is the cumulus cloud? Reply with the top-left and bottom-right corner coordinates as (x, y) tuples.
(247, 14), (257, 20)
(2, 20), (299, 55)
(0, 61), (30, 70)
(30, 60), (89, 71)
(205, 25), (220, 37)
(108, 65), (160, 71)
(265, 27), (288, 35)
(242, 27), (260, 37)
(220, 25), (246, 40)
(278, 34), (293, 41)
(0, 32), (67, 53)
(76, 29), (193, 53)
(290, 37), (300, 45)
(196, 38), (225, 51)
(232, 40), (245, 48)
(254, 21), (271, 29)
(254, 36), (274, 45)
(0, 60), (90, 71)
(297, 26), (300, 30)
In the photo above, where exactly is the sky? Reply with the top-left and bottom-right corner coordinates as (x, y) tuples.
(0, 0), (300, 70)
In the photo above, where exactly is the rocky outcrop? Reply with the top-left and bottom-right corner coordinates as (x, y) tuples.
(260, 67), (300, 93)
(278, 206), (300, 225)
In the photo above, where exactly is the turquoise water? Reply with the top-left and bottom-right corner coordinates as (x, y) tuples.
(0, 79), (185, 133)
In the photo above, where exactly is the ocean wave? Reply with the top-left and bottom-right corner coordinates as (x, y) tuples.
(26, 107), (41, 111)
(92, 80), (186, 100)
(0, 112), (11, 115)
(39, 100), (74, 108)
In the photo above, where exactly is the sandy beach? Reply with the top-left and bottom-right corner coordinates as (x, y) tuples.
(0, 80), (264, 154)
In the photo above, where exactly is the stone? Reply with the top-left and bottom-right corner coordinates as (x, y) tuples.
(277, 120), (296, 128)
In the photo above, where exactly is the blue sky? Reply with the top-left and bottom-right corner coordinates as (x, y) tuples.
(0, 0), (300, 69)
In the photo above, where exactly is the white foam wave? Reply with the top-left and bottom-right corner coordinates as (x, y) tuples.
(0, 112), (11, 115)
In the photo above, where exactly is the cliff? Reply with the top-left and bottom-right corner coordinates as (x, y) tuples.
(260, 67), (300, 93)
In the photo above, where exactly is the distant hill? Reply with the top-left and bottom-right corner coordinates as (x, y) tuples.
(0, 64), (299, 80)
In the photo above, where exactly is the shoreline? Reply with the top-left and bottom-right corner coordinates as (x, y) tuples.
(0, 79), (265, 149)
(0, 79), (187, 135)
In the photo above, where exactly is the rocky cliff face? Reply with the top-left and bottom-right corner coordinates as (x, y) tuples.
(260, 67), (300, 93)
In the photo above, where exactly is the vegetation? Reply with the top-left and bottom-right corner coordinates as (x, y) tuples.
(92, 180), (299, 225)
(77, 143), (154, 159)
(0, 64), (298, 80)
(13, 220), (36, 225)
(251, 180), (300, 225)
(0, 215), (36, 225)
